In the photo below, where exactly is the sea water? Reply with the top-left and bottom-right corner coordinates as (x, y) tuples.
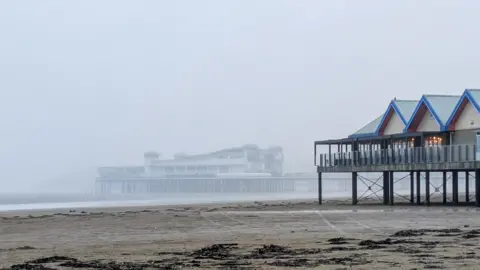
(0, 178), (466, 212)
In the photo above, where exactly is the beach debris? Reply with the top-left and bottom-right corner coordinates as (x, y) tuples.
(359, 238), (392, 249)
(15, 246), (36, 250)
(255, 244), (288, 254)
(461, 229), (480, 239)
(244, 244), (295, 259)
(327, 237), (355, 245)
(390, 245), (423, 254)
(392, 228), (462, 237)
(191, 243), (238, 259)
(9, 263), (58, 270)
(324, 246), (357, 252)
(392, 229), (427, 237)
(26, 256), (77, 264)
(317, 253), (372, 266)
(267, 258), (310, 267)
(0, 246), (36, 252)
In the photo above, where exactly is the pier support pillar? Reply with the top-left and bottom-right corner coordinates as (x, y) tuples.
(352, 172), (358, 205)
(410, 171), (414, 204)
(466, 171), (470, 203)
(475, 169), (480, 207)
(317, 171), (322, 205)
(452, 171), (459, 205)
(425, 171), (430, 206)
(416, 171), (421, 205)
(389, 171), (394, 206)
(442, 172), (447, 204)
(383, 171), (389, 205)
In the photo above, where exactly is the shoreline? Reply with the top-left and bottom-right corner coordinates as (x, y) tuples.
(0, 192), (474, 218)
(0, 188), (424, 213)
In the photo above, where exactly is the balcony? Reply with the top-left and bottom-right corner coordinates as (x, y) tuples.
(316, 144), (480, 173)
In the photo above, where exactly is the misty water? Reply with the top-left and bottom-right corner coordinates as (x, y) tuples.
(0, 176), (465, 212)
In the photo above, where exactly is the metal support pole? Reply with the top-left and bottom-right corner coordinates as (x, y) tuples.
(389, 171), (394, 206)
(466, 171), (470, 203)
(476, 169), (480, 207)
(352, 172), (358, 205)
(443, 171), (447, 204)
(328, 145), (332, 166)
(416, 171), (421, 205)
(452, 171), (459, 205)
(383, 171), (389, 205)
(318, 172), (322, 205)
(410, 171), (414, 204)
(425, 171), (430, 206)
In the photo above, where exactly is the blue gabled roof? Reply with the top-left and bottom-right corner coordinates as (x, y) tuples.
(374, 99), (418, 134)
(348, 114), (383, 138)
(405, 95), (460, 131)
(445, 89), (480, 129)
(394, 100), (418, 123)
(343, 90), (480, 140)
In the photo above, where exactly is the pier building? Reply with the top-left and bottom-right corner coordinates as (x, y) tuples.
(97, 145), (320, 193)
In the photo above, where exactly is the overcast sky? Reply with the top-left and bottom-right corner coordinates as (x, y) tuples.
(0, 0), (479, 191)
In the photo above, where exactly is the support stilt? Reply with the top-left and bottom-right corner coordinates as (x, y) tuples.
(452, 171), (459, 205)
(416, 171), (421, 205)
(352, 172), (358, 205)
(425, 171), (430, 206)
(318, 172), (322, 205)
(389, 171), (394, 206)
(442, 171), (447, 204)
(466, 171), (470, 203)
(476, 169), (480, 207)
(410, 171), (414, 204)
(383, 171), (389, 205)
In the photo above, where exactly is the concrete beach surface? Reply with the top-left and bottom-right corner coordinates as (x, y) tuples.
(2, 197), (480, 269)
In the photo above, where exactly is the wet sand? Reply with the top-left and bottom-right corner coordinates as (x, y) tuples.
(1, 198), (480, 269)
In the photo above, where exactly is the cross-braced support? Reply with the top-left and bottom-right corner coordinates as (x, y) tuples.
(391, 172), (412, 204)
(352, 172), (411, 205)
(352, 174), (388, 204)
(423, 172), (451, 205)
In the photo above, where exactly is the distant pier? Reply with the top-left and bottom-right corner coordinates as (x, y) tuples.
(96, 176), (317, 194)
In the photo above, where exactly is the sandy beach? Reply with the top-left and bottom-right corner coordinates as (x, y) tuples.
(1, 198), (480, 269)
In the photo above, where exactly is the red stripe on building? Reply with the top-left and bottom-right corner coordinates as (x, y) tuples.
(407, 103), (428, 132)
(448, 98), (469, 131)
(378, 107), (394, 136)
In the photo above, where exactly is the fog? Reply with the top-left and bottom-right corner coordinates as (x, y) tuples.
(1, 1), (480, 193)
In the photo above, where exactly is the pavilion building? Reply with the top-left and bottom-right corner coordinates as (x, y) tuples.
(314, 89), (480, 206)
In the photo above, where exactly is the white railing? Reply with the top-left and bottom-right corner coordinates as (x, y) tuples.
(317, 144), (477, 167)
